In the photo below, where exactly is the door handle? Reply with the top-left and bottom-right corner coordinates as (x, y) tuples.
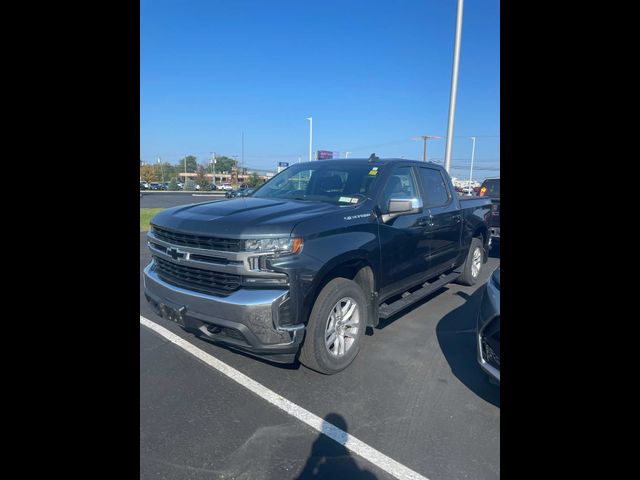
(418, 218), (434, 227)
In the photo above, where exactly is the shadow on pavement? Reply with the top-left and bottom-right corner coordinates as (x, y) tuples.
(296, 413), (378, 480)
(436, 288), (500, 407)
(489, 242), (500, 259)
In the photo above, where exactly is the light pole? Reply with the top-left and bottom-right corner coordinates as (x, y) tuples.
(444, 0), (465, 173)
(412, 136), (441, 161)
(345, 151), (350, 158)
(469, 136), (476, 194)
(306, 117), (313, 161)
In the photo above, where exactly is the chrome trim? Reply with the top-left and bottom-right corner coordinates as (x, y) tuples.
(477, 329), (500, 383)
(145, 262), (303, 334)
(148, 230), (239, 260)
(477, 278), (500, 382)
(147, 231), (286, 279)
(145, 262), (282, 306)
(388, 196), (423, 210)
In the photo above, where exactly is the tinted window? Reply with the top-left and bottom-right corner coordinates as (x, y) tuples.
(381, 166), (419, 208)
(418, 168), (450, 207)
(480, 179), (500, 196)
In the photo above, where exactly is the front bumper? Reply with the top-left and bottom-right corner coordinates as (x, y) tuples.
(477, 276), (500, 383)
(143, 262), (305, 363)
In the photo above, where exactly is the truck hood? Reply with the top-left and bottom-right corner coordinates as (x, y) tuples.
(150, 197), (347, 238)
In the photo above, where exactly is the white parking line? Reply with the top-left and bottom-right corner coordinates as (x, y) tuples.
(140, 315), (429, 480)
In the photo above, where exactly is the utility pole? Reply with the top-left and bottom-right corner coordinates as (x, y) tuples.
(210, 152), (216, 188)
(241, 132), (245, 178)
(306, 117), (313, 161)
(345, 152), (350, 158)
(183, 155), (187, 185)
(157, 156), (164, 183)
(444, 0), (464, 173)
(232, 155), (238, 186)
(469, 137), (476, 193)
(413, 136), (441, 161)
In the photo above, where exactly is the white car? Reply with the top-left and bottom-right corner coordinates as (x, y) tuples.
(219, 183), (233, 191)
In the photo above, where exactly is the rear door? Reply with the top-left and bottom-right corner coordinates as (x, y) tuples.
(417, 166), (462, 278)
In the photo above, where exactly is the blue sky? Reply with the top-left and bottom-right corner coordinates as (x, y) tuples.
(141, 0), (499, 180)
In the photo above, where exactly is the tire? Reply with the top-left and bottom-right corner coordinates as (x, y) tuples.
(299, 278), (367, 374)
(456, 237), (484, 286)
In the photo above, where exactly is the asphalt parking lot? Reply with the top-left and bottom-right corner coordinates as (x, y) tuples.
(140, 225), (500, 479)
(140, 192), (226, 208)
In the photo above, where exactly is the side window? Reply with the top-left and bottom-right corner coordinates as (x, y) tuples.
(381, 166), (419, 209)
(418, 167), (451, 207)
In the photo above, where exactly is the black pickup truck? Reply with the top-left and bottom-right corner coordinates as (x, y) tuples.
(144, 158), (492, 374)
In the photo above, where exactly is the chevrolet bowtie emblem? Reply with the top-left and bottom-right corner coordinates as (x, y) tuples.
(166, 247), (186, 260)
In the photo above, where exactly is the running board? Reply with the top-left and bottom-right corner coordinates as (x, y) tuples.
(378, 271), (461, 319)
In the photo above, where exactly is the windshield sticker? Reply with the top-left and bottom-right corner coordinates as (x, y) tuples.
(368, 167), (379, 176)
(339, 196), (353, 203)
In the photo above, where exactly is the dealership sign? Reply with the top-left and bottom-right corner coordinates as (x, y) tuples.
(317, 150), (340, 160)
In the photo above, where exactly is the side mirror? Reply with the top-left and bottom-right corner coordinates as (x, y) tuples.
(388, 197), (422, 213)
(382, 197), (423, 222)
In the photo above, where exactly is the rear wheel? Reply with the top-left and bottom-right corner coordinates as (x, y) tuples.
(299, 278), (367, 374)
(456, 237), (484, 286)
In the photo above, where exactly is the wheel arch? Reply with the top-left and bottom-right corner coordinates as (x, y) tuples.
(303, 254), (378, 330)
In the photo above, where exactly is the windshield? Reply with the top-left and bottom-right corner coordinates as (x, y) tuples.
(252, 162), (380, 204)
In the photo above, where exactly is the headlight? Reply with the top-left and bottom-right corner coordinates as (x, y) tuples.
(244, 237), (303, 255)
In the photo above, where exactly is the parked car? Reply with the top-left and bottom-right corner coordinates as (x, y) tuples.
(144, 158), (491, 374)
(218, 183), (233, 191)
(225, 187), (255, 199)
(477, 267), (500, 384)
(479, 177), (500, 248)
(140, 181), (148, 190)
(149, 182), (162, 190)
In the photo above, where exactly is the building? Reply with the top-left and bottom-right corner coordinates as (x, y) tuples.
(178, 172), (273, 185)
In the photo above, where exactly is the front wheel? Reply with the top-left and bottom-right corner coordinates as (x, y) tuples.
(299, 278), (367, 374)
(456, 237), (484, 286)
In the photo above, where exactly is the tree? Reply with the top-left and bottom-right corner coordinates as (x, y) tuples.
(213, 156), (236, 173)
(158, 161), (174, 182)
(140, 165), (157, 183)
(177, 155), (198, 173)
(184, 178), (196, 191)
(168, 177), (179, 191)
(247, 172), (262, 187)
(195, 164), (209, 188)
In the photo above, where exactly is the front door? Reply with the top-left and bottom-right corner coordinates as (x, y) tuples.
(377, 165), (431, 299)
